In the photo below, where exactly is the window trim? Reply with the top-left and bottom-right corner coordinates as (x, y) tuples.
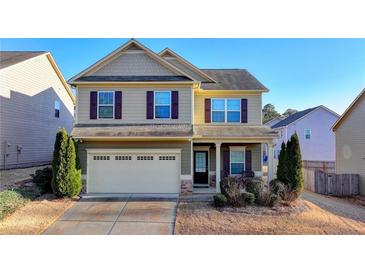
(229, 146), (246, 175)
(304, 128), (312, 140)
(97, 91), (115, 119)
(211, 98), (241, 123)
(154, 90), (172, 119)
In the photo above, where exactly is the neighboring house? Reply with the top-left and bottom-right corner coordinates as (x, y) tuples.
(271, 105), (339, 162)
(0, 51), (75, 169)
(264, 116), (283, 128)
(332, 88), (365, 195)
(69, 39), (277, 194)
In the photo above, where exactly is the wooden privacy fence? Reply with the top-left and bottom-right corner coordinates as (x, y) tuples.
(303, 168), (359, 196)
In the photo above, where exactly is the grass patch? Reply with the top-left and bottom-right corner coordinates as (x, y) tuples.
(0, 186), (42, 220)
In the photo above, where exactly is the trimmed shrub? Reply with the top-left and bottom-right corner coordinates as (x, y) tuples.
(220, 176), (242, 207)
(241, 192), (255, 206)
(287, 133), (304, 198)
(244, 177), (264, 199)
(257, 191), (280, 207)
(51, 129), (82, 198)
(269, 179), (286, 197)
(31, 167), (53, 194)
(213, 194), (227, 207)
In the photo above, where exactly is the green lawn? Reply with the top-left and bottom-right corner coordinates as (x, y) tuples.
(0, 186), (41, 220)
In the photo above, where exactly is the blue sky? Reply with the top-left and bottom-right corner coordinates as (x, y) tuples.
(1, 38), (364, 114)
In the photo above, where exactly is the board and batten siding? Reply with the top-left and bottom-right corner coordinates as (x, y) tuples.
(0, 54), (74, 169)
(335, 94), (365, 195)
(78, 141), (192, 175)
(76, 86), (192, 124)
(194, 93), (262, 125)
(87, 51), (177, 77)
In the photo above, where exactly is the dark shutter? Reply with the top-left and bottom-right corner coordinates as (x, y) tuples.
(245, 150), (252, 171)
(223, 149), (230, 176)
(241, 98), (247, 123)
(90, 91), (97, 120)
(205, 98), (211, 123)
(171, 91), (179, 119)
(146, 91), (154, 119)
(114, 91), (122, 119)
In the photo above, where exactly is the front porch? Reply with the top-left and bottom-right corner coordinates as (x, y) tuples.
(191, 141), (275, 194)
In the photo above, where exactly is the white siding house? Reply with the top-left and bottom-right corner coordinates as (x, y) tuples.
(0, 51), (75, 169)
(271, 106), (339, 162)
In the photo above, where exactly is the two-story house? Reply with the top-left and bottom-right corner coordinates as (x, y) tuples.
(271, 106), (339, 165)
(69, 39), (277, 195)
(0, 51), (75, 170)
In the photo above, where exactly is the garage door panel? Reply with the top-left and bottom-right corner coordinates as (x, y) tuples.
(88, 152), (180, 193)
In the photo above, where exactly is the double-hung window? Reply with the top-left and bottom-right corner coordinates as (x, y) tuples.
(155, 91), (171, 118)
(230, 147), (245, 175)
(54, 100), (60, 118)
(212, 98), (241, 123)
(98, 91), (114, 119)
(304, 129), (311, 140)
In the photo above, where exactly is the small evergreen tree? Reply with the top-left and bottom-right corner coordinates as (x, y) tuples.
(51, 129), (82, 197)
(66, 136), (82, 197)
(51, 128), (69, 197)
(277, 142), (289, 184)
(287, 133), (304, 198)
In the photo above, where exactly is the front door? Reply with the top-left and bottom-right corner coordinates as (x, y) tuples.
(194, 151), (208, 186)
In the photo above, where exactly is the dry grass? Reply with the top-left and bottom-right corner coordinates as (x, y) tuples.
(0, 194), (76, 235)
(175, 199), (365, 235)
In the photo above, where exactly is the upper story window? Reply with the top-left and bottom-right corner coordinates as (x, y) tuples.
(98, 91), (114, 119)
(54, 100), (60, 118)
(230, 147), (245, 175)
(212, 98), (241, 123)
(304, 129), (311, 140)
(155, 91), (171, 119)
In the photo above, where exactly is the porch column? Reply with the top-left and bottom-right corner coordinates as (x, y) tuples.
(215, 142), (221, 193)
(267, 143), (274, 182)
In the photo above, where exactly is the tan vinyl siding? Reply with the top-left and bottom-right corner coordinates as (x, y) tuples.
(164, 58), (207, 82)
(78, 141), (191, 175)
(194, 93), (262, 125)
(335, 94), (365, 194)
(76, 86), (192, 124)
(0, 55), (74, 169)
(87, 52), (177, 76)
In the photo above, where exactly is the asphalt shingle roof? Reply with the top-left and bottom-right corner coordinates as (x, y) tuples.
(74, 75), (193, 82)
(194, 125), (278, 138)
(71, 124), (193, 138)
(271, 107), (320, 128)
(200, 69), (268, 91)
(0, 51), (47, 69)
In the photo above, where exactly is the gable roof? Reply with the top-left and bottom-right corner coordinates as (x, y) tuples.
(200, 69), (269, 91)
(0, 51), (75, 103)
(264, 116), (284, 126)
(0, 51), (47, 70)
(332, 87), (365, 131)
(68, 39), (195, 84)
(159, 48), (217, 82)
(272, 105), (339, 129)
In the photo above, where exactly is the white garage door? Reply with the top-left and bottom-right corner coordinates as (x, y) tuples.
(87, 149), (180, 194)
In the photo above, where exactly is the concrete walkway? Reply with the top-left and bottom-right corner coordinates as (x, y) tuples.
(302, 191), (365, 223)
(44, 196), (177, 235)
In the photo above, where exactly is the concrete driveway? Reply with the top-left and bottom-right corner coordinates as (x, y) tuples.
(43, 196), (178, 235)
